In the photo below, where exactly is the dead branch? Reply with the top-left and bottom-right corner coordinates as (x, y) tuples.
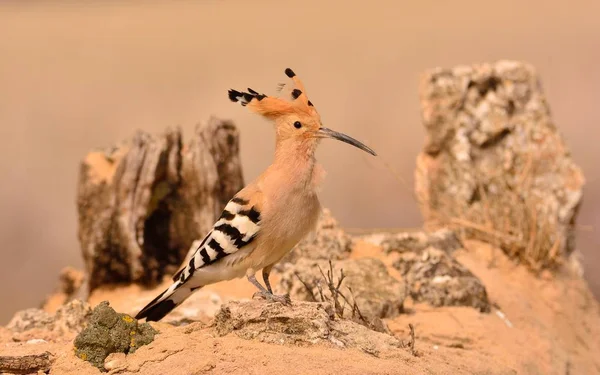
(0, 352), (54, 374)
(294, 271), (318, 302)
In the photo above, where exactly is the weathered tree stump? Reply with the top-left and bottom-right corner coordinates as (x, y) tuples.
(77, 117), (244, 293)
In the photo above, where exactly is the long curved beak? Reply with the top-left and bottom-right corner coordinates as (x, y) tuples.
(317, 127), (377, 156)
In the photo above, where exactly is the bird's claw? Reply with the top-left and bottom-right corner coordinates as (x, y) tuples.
(252, 291), (292, 306)
(270, 293), (292, 305)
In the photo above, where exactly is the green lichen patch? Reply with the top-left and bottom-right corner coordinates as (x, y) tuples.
(73, 301), (157, 371)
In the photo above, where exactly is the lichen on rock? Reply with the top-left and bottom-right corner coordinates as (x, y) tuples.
(376, 228), (464, 255)
(7, 299), (92, 342)
(73, 301), (157, 371)
(394, 247), (490, 312)
(7, 309), (54, 334)
(374, 229), (490, 312)
(416, 60), (585, 270)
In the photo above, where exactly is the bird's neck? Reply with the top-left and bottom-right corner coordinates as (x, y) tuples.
(267, 138), (324, 192)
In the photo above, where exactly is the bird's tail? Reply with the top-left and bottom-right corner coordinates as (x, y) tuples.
(135, 281), (202, 322)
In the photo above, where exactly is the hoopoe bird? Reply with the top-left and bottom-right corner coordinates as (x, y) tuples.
(135, 68), (376, 322)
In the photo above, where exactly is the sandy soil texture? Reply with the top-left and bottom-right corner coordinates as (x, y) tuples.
(2, 237), (597, 375)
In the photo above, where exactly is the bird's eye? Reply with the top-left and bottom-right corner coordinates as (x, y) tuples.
(293, 121), (302, 129)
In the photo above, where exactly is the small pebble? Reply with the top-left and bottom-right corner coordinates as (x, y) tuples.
(104, 352), (127, 371)
(26, 339), (47, 344)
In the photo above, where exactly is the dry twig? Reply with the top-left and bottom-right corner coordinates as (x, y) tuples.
(294, 260), (373, 329)
(317, 260), (346, 318)
(407, 323), (417, 356)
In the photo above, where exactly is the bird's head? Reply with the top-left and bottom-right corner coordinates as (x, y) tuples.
(228, 68), (376, 157)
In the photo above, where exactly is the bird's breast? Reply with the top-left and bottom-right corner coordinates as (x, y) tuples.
(253, 191), (321, 268)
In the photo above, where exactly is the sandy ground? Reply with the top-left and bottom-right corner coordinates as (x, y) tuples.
(23, 238), (598, 375)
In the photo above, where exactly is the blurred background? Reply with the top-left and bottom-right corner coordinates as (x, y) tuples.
(0, 0), (598, 323)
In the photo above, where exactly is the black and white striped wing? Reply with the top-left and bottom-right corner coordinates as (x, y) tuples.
(172, 197), (261, 283)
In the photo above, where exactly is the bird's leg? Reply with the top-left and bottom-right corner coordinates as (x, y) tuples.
(262, 265), (291, 305)
(247, 269), (291, 305)
(262, 264), (274, 294)
(247, 273), (269, 295)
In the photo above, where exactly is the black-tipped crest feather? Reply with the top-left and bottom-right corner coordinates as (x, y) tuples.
(284, 68), (296, 78)
(228, 88), (266, 106)
(291, 89), (302, 99)
(228, 89), (242, 102)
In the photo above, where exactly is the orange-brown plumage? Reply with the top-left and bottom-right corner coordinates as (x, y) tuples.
(135, 68), (376, 322)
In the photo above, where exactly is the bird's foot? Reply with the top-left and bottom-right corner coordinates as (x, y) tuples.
(252, 291), (292, 305)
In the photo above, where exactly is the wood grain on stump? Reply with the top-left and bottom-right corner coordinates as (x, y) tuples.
(76, 117), (244, 294)
(0, 352), (53, 374)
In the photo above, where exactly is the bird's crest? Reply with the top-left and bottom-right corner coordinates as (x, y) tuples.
(228, 68), (317, 119)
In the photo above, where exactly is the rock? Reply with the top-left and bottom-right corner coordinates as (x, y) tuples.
(329, 319), (402, 357)
(368, 228), (488, 311)
(53, 299), (93, 335)
(394, 247), (490, 312)
(212, 300), (402, 357)
(7, 300), (92, 342)
(213, 300), (332, 343)
(375, 228), (463, 254)
(278, 208), (353, 266)
(73, 301), (157, 370)
(415, 60), (585, 269)
(7, 309), (54, 333)
(77, 117), (244, 292)
(278, 258), (405, 324)
(134, 321), (157, 350)
(103, 352), (127, 372)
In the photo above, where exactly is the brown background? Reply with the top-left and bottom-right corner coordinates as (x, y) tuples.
(0, 0), (598, 323)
